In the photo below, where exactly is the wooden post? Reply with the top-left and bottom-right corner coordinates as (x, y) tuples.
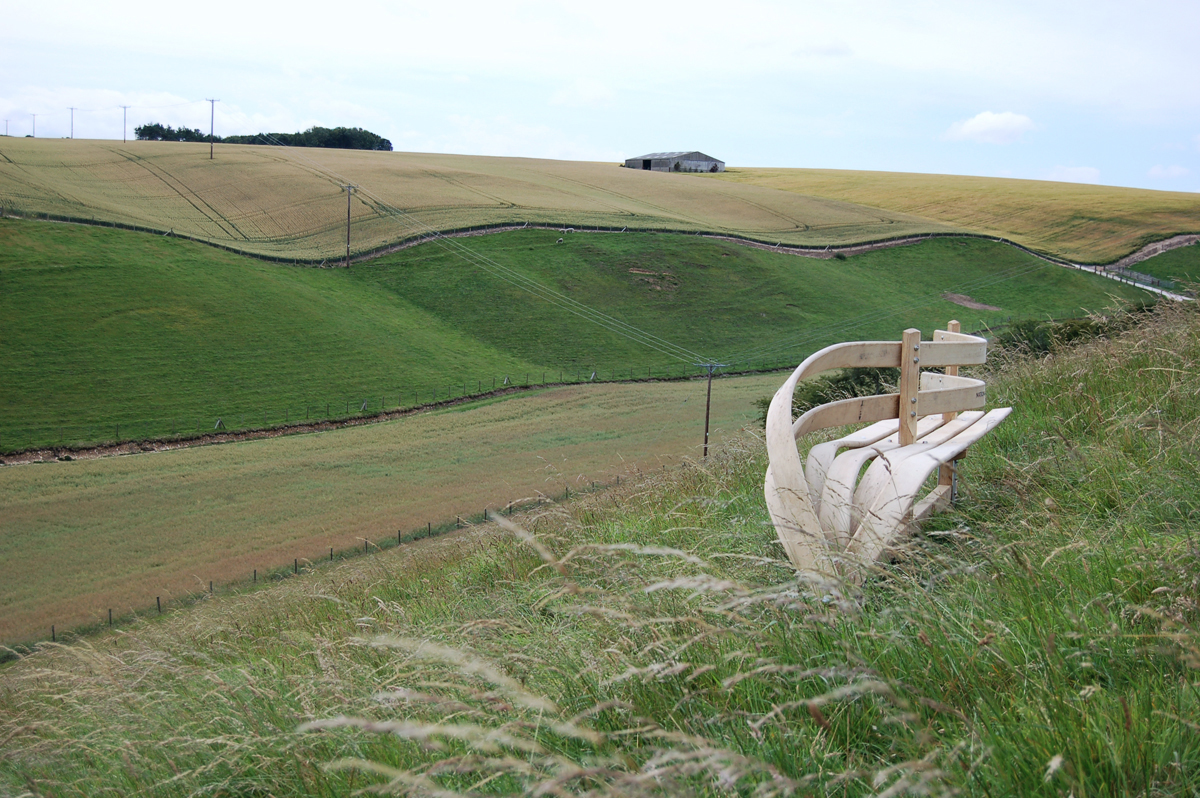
(939, 320), (962, 493)
(898, 328), (921, 447)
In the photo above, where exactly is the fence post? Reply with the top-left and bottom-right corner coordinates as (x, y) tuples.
(157, 596), (161, 613)
(109, 609), (113, 626)
(294, 558), (298, 574)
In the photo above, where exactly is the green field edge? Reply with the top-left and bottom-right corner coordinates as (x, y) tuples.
(0, 369), (776, 460)
(5, 203), (1194, 270)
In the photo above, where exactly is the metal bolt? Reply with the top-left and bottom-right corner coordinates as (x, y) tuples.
(913, 357), (920, 363)
(910, 411), (917, 417)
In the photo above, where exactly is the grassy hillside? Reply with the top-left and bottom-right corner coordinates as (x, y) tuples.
(0, 138), (951, 259)
(712, 167), (1200, 263)
(0, 219), (1151, 452)
(3, 138), (1198, 262)
(0, 373), (781, 645)
(2, 301), (1197, 796)
(1132, 240), (1200, 285)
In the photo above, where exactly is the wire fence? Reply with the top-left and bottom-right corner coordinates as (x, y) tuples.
(0, 361), (799, 455)
(5, 472), (631, 655)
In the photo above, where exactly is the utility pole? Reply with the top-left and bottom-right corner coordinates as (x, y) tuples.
(30, 113), (37, 137)
(697, 361), (728, 458)
(119, 105), (130, 143)
(3, 120), (8, 136)
(68, 107), (76, 139)
(341, 184), (358, 267)
(206, 99), (218, 159)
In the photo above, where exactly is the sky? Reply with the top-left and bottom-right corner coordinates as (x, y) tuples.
(2, 0), (1198, 193)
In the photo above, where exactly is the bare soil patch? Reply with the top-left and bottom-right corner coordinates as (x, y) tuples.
(942, 292), (1003, 311)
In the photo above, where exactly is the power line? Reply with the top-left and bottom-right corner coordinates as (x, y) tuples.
(246, 131), (709, 363)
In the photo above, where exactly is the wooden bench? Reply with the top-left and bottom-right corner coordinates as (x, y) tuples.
(764, 322), (1011, 584)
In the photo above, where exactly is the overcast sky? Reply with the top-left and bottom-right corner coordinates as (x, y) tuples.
(3, 0), (1198, 192)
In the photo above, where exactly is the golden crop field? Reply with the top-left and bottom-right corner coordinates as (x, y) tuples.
(0, 373), (779, 644)
(711, 168), (1200, 264)
(0, 138), (953, 260)
(4, 137), (1195, 264)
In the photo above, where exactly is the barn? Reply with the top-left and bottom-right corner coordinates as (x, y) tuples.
(624, 151), (725, 173)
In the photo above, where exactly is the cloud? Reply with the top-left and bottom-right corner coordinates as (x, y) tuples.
(1148, 164), (1190, 179)
(1046, 165), (1101, 184)
(944, 111), (1035, 144)
(550, 79), (616, 108)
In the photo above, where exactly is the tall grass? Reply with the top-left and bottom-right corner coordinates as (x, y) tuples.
(2, 302), (1198, 795)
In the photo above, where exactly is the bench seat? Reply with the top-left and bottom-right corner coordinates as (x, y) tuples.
(764, 323), (1010, 583)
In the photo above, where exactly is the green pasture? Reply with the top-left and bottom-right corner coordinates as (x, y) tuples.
(0, 218), (1151, 452)
(0, 374), (780, 645)
(1130, 240), (1200, 285)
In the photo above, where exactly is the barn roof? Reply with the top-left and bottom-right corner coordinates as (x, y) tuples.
(629, 151), (722, 161)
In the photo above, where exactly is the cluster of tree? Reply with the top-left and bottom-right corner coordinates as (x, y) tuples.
(134, 123), (210, 142)
(224, 126), (393, 151)
(134, 124), (393, 151)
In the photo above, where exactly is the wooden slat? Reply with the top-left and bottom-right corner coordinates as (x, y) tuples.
(915, 340), (987, 367)
(916, 376), (987, 415)
(939, 320), (961, 488)
(792, 394), (900, 439)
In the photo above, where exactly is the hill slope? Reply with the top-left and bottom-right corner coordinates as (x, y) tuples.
(712, 167), (1200, 263)
(0, 219), (1154, 452)
(0, 138), (952, 260)
(3, 138), (1198, 262)
(2, 302), (1197, 796)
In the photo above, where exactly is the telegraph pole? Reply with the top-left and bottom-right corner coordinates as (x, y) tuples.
(697, 361), (729, 458)
(206, 99), (218, 159)
(119, 105), (130, 143)
(341, 184), (358, 267)
(68, 107), (76, 139)
(30, 113), (37, 137)
(3, 120), (8, 136)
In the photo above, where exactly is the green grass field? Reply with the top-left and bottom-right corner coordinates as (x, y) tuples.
(712, 167), (1200, 263)
(0, 373), (780, 645)
(2, 301), (1197, 796)
(0, 219), (1152, 452)
(1130, 240), (1200, 285)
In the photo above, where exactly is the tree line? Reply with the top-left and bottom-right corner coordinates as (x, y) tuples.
(135, 124), (392, 151)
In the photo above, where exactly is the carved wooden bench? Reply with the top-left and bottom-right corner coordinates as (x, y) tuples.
(764, 322), (1011, 583)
